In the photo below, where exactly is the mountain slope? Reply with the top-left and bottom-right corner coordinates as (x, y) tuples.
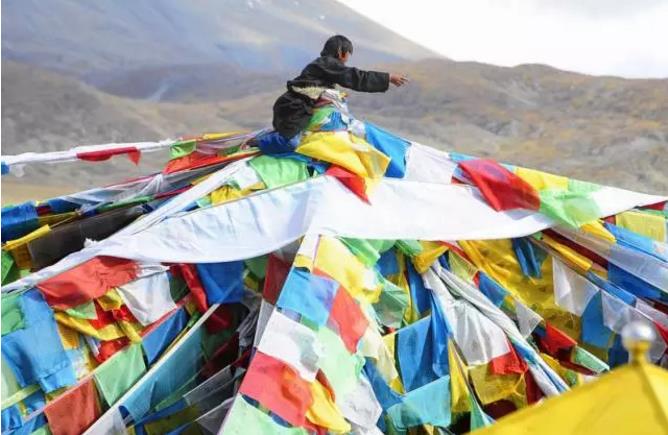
(215, 59), (668, 193)
(3, 59), (667, 194)
(1, 61), (242, 188)
(1, 0), (438, 101)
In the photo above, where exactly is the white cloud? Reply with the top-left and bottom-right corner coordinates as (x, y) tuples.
(337, 0), (668, 78)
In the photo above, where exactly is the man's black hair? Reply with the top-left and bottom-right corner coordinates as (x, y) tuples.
(320, 35), (354, 58)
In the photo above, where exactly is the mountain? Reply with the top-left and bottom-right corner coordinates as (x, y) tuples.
(1, 61), (241, 188)
(1, 0), (437, 100)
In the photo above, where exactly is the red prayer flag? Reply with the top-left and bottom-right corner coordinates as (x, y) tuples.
(328, 287), (369, 353)
(174, 264), (208, 313)
(76, 146), (141, 165)
(325, 165), (370, 203)
(489, 342), (528, 375)
(88, 302), (117, 329)
(524, 370), (544, 404)
(205, 304), (238, 334)
(458, 159), (540, 211)
(38, 257), (139, 310)
(94, 337), (130, 364)
(163, 150), (258, 174)
(239, 351), (314, 427)
(643, 200), (667, 211)
(44, 378), (101, 435)
(263, 254), (291, 305)
(540, 323), (578, 356)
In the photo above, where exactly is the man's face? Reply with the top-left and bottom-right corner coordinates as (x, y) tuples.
(338, 50), (351, 64)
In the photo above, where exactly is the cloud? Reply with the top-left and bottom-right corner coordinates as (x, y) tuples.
(337, 0), (668, 78)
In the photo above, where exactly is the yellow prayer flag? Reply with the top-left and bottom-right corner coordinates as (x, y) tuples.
(514, 167), (569, 191)
(306, 380), (352, 433)
(616, 211), (666, 242)
(314, 237), (381, 303)
(412, 241), (448, 274)
(296, 131), (389, 180)
(448, 341), (471, 413)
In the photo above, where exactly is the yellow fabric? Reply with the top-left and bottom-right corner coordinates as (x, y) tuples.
(514, 167), (569, 191)
(56, 322), (81, 350)
(201, 131), (245, 141)
(379, 331), (404, 394)
(55, 313), (126, 341)
(314, 237), (381, 303)
(118, 320), (143, 343)
(293, 254), (313, 271)
(449, 251), (479, 283)
(617, 211), (666, 242)
(243, 273), (260, 292)
(144, 405), (200, 435)
(210, 185), (243, 205)
(98, 289), (124, 311)
(37, 211), (77, 227)
(390, 251), (419, 324)
(448, 341), (471, 413)
(472, 362), (668, 435)
(580, 221), (616, 243)
(542, 234), (593, 273)
(4, 225), (51, 269)
(412, 241), (448, 274)
(306, 380), (352, 433)
(460, 239), (580, 341)
(3, 225), (51, 251)
(296, 131), (390, 181)
(469, 365), (527, 409)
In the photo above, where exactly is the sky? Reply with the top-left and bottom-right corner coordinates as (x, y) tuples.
(337, 0), (668, 78)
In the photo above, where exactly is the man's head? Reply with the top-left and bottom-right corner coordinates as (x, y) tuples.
(320, 35), (353, 63)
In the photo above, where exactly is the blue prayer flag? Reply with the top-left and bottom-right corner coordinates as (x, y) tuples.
(276, 268), (338, 326)
(196, 261), (245, 304)
(1, 289), (76, 393)
(396, 316), (439, 392)
(364, 123), (410, 178)
(142, 307), (189, 365)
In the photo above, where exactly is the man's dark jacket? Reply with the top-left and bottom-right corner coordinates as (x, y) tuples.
(272, 55), (390, 138)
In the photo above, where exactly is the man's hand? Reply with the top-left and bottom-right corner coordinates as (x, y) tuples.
(389, 73), (409, 87)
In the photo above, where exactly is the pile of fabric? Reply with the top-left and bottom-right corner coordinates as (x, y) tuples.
(2, 93), (667, 434)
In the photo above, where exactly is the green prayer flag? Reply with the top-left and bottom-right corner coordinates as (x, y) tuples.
(396, 240), (423, 256)
(223, 396), (308, 434)
(65, 301), (97, 320)
(248, 155), (309, 189)
(1, 293), (24, 336)
(574, 346), (609, 374)
(170, 276), (189, 301)
(539, 189), (601, 227)
(373, 276), (409, 329)
(306, 106), (336, 131)
(170, 139), (197, 160)
(202, 329), (234, 360)
(341, 238), (381, 267)
(1, 251), (20, 285)
(368, 239), (397, 254)
(316, 327), (364, 397)
(94, 343), (147, 406)
(245, 256), (268, 279)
